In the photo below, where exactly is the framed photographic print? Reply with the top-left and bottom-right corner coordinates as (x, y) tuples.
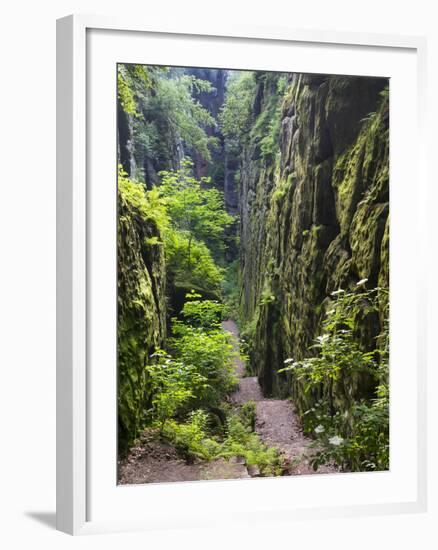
(56, 15), (427, 535)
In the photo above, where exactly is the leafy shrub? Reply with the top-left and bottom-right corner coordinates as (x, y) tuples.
(118, 165), (229, 297)
(219, 71), (256, 149)
(118, 165), (169, 232)
(157, 160), (233, 294)
(165, 229), (224, 293)
(240, 400), (257, 431)
(181, 292), (225, 328)
(170, 321), (237, 407)
(118, 163), (223, 293)
(145, 350), (209, 432)
(307, 388), (389, 472)
(163, 408), (283, 476)
(118, 64), (157, 116)
(220, 414), (283, 476)
(118, 64), (217, 167)
(159, 159), (234, 262)
(163, 410), (221, 461)
(250, 73), (285, 161)
(281, 282), (389, 472)
(152, 73), (217, 161)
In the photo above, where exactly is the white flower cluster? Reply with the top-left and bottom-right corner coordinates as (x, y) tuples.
(331, 289), (345, 296)
(283, 357), (299, 369)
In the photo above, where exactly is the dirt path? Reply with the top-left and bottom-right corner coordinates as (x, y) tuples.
(118, 430), (250, 484)
(119, 319), (334, 484)
(222, 320), (335, 476)
(119, 321), (254, 485)
(222, 319), (263, 402)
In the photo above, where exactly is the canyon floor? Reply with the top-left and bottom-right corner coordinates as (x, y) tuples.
(118, 320), (335, 485)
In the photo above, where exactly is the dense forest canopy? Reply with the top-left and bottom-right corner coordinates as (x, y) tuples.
(117, 63), (390, 481)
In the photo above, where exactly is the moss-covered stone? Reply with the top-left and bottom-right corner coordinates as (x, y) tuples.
(238, 74), (389, 415)
(118, 184), (166, 452)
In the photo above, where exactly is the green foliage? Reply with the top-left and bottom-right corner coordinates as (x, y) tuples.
(251, 74), (284, 161)
(181, 292), (225, 329)
(117, 64), (157, 115)
(170, 320), (237, 408)
(117, 167), (168, 453)
(308, 390), (389, 472)
(118, 165), (169, 232)
(280, 285), (387, 387)
(219, 71), (256, 150)
(220, 71), (286, 167)
(140, 293), (283, 476)
(118, 64), (218, 171)
(164, 228), (224, 293)
(259, 285), (276, 306)
(159, 159), (234, 261)
(258, 107), (282, 160)
(280, 283), (389, 472)
(163, 411), (222, 461)
(145, 350), (209, 432)
(156, 159), (233, 294)
(151, 74), (217, 161)
(140, 292), (236, 431)
(163, 408), (283, 476)
(240, 400), (257, 431)
(118, 71), (137, 115)
(219, 414), (283, 476)
(118, 164), (230, 296)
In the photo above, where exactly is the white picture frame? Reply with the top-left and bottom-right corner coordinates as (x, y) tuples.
(56, 14), (428, 535)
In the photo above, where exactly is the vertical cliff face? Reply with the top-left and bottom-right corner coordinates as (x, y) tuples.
(118, 102), (137, 178)
(186, 68), (230, 193)
(239, 74), (389, 402)
(117, 183), (167, 452)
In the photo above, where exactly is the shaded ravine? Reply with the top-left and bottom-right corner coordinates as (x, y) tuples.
(222, 320), (336, 476)
(119, 319), (335, 485)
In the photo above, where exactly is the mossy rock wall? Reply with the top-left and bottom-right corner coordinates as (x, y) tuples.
(239, 74), (389, 406)
(118, 186), (166, 452)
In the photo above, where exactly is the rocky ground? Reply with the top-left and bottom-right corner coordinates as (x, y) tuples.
(118, 320), (335, 485)
(118, 430), (250, 484)
(223, 320), (335, 476)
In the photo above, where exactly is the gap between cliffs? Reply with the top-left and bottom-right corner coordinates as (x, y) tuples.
(118, 320), (335, 483)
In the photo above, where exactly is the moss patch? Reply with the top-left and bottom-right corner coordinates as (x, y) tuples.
(118, 180), (166, 452)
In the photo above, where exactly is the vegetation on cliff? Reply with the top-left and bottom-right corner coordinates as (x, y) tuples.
(117, 170), (166, 451)
(117, 63), (390, 479)
(280, 284), (389, 471)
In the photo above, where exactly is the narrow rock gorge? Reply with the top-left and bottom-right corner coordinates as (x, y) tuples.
(238, 73), (389, 415)
(117, 64), (390, 478)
